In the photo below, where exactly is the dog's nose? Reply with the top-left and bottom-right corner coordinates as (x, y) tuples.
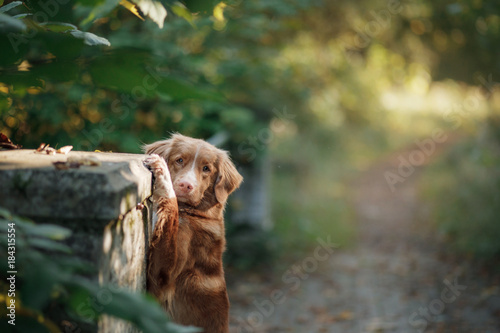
(178, 181), (194, 193)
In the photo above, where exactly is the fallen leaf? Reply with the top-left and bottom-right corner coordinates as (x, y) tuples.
(0, 133), (22, 149)
(337, 310), (354, 321)
(36, 143), (48, 152)
(56, 145), (73, 154)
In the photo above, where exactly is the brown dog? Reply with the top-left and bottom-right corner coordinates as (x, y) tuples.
(143, 134), (243, 333)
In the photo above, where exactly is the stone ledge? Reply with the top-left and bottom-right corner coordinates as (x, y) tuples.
(0, 150), (152, 221)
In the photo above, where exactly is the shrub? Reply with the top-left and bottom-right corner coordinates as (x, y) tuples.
(420, 122), (500, 259)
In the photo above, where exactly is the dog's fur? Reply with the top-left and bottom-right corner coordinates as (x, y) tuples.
(143, 134), (242, 333)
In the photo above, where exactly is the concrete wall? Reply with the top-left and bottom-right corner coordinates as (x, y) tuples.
(0, 150), (153, 333)
(230, 155), (272, 230)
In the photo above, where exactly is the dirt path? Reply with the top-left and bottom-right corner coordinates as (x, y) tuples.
(228, 150), (500, 333)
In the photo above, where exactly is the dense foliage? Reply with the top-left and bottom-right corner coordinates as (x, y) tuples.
(420, 119), (500, 259)
(0, 0), (318, 156)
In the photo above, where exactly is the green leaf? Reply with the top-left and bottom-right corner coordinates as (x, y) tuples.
(12, 13), (31, 19)
(0, 1), (23, 13)
(29, 61), (80, 82)
(70, 30), (111, 46)
(0, 12), (26, 32)
(156, 74), (223, 101)
(170, 2), (194, 26)
(99, 290), (202, 332)
(22, 31), (86, 60)
(183, 0), (216, 13)
(0, 207), (12, 219)
(21, 224), (72, 240)
(40, 21), (77, 32)
(0, 72), (44, 91)
(75, 0), (106, 5)
(88, 51), (152, 93)
(89, 51), (223, 101)
(21, 255), (62, 309)
(56, 256), (94, 275)
(68, 279), (202, 333)
(80, 0), (120, 27)
(28, 238), (73, 253)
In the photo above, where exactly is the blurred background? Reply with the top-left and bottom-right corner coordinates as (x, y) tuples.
(1, 0), (500, 332)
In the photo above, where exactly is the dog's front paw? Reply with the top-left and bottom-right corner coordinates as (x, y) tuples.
(144, 154), (175, 200)
(144, 154), (169, 177)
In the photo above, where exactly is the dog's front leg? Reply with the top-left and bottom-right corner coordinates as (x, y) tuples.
(144, 154), (178, 304)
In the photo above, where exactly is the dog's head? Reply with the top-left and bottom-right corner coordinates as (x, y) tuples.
(144, 134), (243, 207)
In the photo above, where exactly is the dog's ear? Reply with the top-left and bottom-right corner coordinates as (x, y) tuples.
(143, 139), (173, 161)
(214, 152), (243, 204)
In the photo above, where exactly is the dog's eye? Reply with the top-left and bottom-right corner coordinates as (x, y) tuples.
(176, 158), (183, 164)
(203, 166), (210, 172)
